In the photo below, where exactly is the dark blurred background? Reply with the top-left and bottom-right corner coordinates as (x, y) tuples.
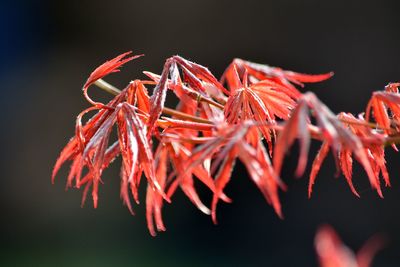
(1, 0), (400, 266)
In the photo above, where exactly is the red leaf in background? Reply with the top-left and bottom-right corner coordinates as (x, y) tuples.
(315, 225), (384, 267)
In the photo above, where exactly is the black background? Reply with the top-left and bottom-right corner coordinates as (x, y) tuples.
(1, 0), (400, 266)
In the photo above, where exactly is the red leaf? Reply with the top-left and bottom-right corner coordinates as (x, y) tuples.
(173, 56), (229, 95)
(222, 58), (333, 99)
(276, 93), (385, 198)
(53, 88), (128, 188)
(338, 149), (359, 197)
(147, 60), (171, 136)
(211, 153), (235, 224)
(282, 70), (334, 84)
(83, 51), (143, 107)
(146, 145), (168, 236)
(367, 90), (400, 134)
(169, 122), (284, 219)
(273, 100), (310, 177)
(127, 80), (150, 113)
(118, 103), (168, 201)
(309, 142), (330, 198)
(165, 141), (215, 214)
(366, 97), (391, 135)
(239, 141), (283, 218)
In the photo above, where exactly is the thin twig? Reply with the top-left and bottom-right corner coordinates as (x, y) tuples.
(94, 79), (213, 124)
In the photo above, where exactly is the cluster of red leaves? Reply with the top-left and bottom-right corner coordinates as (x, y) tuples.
(315, 225), (384, 267)
(53, 51), (400, 235)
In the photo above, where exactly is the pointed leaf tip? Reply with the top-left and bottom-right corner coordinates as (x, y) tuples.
(83, 51), (144, 107)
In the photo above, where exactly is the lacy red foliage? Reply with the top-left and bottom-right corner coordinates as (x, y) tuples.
(53, 51), (400, 236)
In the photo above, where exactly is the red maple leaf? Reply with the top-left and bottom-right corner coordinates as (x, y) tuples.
(222, 58), (333, 98)
(309, 113), (390, 198)
(83, 51), (143, 107)
(224, 64), (297, 152)
(164, 121), (284, 223)
(274, 92), (388, 198)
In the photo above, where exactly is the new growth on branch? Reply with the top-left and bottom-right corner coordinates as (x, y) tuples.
(53, 51), (398, 236)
